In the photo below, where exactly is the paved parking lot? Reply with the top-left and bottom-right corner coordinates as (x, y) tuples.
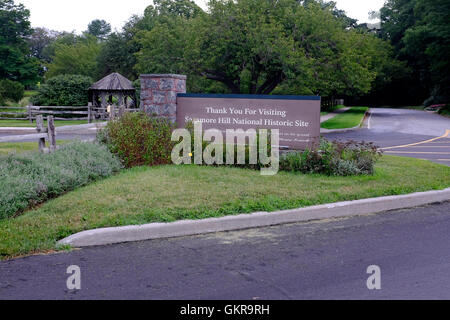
(324, 108), (450, 166)
(382, 133), (450, 166)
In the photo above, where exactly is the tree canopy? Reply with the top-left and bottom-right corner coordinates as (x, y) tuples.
(135, 0), (395, 97)
(0, 0), (39, 85)
(87, 19), (112, 41)
(378, 0), (450, 104)
(45, 34), (101, 79)
(4, 0), (442, 106)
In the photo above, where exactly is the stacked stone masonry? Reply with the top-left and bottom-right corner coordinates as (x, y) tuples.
(140, 74), (187, 122)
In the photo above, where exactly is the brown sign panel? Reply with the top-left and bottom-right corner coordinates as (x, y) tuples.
(176, 94), (321, 149)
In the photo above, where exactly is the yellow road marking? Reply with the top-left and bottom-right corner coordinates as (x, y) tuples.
(388, 144), (450, 148)
(382, 129), (450, 150)
(428, 138), (450, 144)
(386, 146), (450, 148)
(420, 142), (450, 145)
(384, 151), (450, 155)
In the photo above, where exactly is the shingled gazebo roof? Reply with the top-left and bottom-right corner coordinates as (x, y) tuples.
(90, 72), (135, 91)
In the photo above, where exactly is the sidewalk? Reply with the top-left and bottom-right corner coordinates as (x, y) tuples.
(320, 107), (350, 123)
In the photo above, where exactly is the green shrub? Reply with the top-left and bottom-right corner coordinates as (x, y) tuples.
(183, 122), (274, 171)
(280, 140), (382, 176)
(0, 142), (122, 220)
(0, 79), (25, 103)
(31, 74), (92, 106)
(438, 104), (450, 117)
(98, 112), (176, 168)
(183, 126), (380, 176)
(98, 113), (381, 176)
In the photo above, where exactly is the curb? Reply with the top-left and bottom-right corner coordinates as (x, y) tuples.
(320, 108), (370, 134)
(59, 187), (450, 248)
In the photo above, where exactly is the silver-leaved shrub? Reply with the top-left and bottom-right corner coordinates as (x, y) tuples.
(0, 142), (122, 220)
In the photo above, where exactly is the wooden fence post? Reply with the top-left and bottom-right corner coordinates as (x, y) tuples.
(36, 115), (44, 132)
(36, 115), (46, 152)
(28, 105), (33, 123)
(88, 103), (92, 124)
(47, 116), (56, 153)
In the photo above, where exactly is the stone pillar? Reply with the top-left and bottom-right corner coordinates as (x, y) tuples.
(140, 74), (187, 122)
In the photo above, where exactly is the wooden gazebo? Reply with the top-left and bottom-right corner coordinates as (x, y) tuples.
(89, 73), (137, 119)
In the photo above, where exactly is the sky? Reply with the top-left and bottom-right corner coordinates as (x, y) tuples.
(17, 0), (386, 34)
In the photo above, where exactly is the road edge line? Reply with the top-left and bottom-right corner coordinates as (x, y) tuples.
(58, 188), (450, 248)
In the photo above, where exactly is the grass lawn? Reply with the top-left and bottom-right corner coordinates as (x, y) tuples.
(320, 104), (346, 116)
(0, 155), (449, 259)
(439, 109), (450, 118)
(0, 119), (103, 127)
(0, 141), (70, 155)
(321, 107), (368, 129)
(24, 90), (38, 97)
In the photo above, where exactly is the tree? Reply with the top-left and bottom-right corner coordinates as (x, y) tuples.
(380, 0), (418, 53)
(129, 0), (203, 31)
(0, 0), (39, 85)
(27, 27), (63, 78)
(404, 0), (450, 103)
(106, 0), (204, 83)
(135, 0), (394, 96)
(87, 19), (111, 41)
(378, 0), (450, 104)
(28, 28), (59, 62)
(96, 32), (138, 80)
(304, 0), (358, 28)
(45, 35), (102, 79)
(41, 31), (79, 62)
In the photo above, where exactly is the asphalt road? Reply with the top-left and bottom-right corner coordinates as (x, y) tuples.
(1, 202), (449, 300)
(323, 108), (450, 166)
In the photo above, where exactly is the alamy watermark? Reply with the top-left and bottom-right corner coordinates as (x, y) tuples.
(171, 122), (280, 176)
(66, 265), (81, 290)
(366, 265), (381, 290)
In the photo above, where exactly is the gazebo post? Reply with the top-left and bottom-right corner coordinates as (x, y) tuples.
(101, 93), (107, 119)
(118, 92), (123, 107)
